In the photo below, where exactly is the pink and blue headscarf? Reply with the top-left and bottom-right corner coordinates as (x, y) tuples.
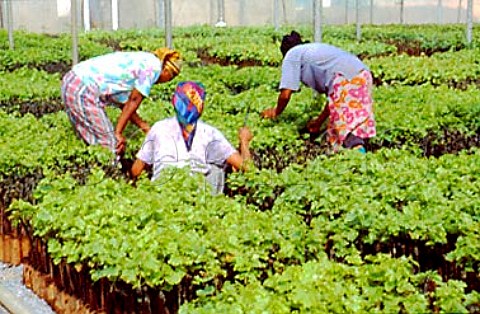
(172, 81), (206, 150)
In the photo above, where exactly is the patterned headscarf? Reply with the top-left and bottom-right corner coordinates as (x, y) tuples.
(172, 81), (206, 151)
(153, 48), (182, 77)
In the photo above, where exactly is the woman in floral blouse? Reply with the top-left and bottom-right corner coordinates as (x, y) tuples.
(61, 48), (181, 155)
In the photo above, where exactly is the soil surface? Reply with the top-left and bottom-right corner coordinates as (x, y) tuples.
(0, 99), (64, 118)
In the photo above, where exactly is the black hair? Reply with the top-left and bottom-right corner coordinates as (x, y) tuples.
(280, 30), (305, 57)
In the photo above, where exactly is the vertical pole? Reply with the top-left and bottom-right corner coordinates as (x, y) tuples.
(345, 0), (348, 24)
(165, 0), (172, 48)
(112, 0), (119, 30)
(220, 0), (225, 22)
(1, 0), (4, 28)
(313, 0), (323, 43)
(466, 0), (472, 44)
(437, 0), (443, 24)
(239, 0), (245, 26)
(274, 0), (280, 30)
(71, 0), (78, 65)
(84, 0), (91, 31)
(156, 0), (165, 28)
(210, 0), (215, 24)
(457, 0), (462, 23)
(281, 0), (287, 24)
(400, 0), (404, 24)
(4, 0), (14, 49)
(356, 0), (361, 41)
(216, 0), (226, 27)
(370, 0), (373, 24)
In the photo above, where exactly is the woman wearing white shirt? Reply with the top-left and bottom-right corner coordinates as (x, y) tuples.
(130, 81), (253, 194)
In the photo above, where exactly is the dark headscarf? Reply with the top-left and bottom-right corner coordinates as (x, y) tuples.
(280, 31), (305, 57)
(172, 81), (206, 151)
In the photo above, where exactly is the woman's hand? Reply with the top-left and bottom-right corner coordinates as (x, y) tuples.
(306, 118), (323, 134)
(261, 107), (278, 119)
(227, 127), (253, 172)
(239, 126), (253, 143)
(115, 132), (126, 155)
(306, 103), (330, 134)
(261, 89), (293, 119)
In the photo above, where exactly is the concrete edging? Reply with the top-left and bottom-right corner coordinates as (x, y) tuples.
(0, 282), (42, 314)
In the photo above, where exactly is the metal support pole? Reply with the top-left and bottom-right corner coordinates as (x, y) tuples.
(112, 0), (119, 30)
(466, 0), (473, 44)
(83, 0), (91, 31)
(165, 0), (172, 48)
(155, 0), (165, 28)
(345, 0), (349, 24)
(457, 0), (462, 23)
(71, 0), (78, 65)
(274, 0), (280, 30)
(313, 0), (323, 43)
(239, 0), (245, 25)
(210, 0), (215, 25)
(215, 0), (226, 27)
(356, 0), (361, 41)
(399, 0), (404, 24)
(4, 0), (14, 49)
(437, 0), (443, 24)
(370, 0), (373, 24)
(281, 0), (287, 24)
(0, 0), (4, 28)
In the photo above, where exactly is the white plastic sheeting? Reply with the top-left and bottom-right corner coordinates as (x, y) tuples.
(0, 0), (478, 33)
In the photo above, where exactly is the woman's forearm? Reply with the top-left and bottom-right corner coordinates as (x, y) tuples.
(116, 103), (136, 135)
(318, 103), (330, 123)
(129, 112), (150, 132)
(115, 90), (144, 135)
(275, 89), (293, 115)
(130, 159), (146, 180)
(239, 141), (251, 162)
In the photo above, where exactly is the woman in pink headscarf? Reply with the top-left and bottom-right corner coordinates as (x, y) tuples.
(130, 81), (253, 194)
